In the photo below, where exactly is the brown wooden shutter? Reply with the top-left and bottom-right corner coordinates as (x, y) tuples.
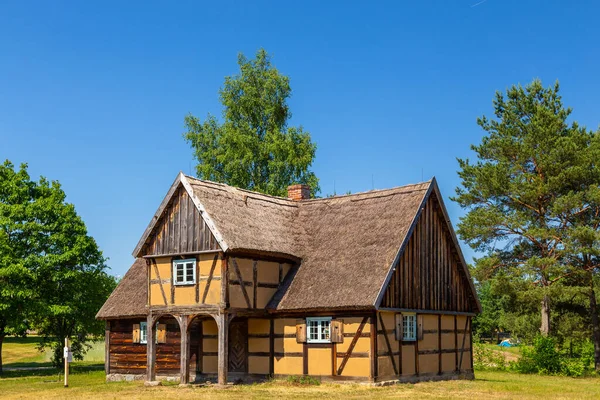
(395, 314), (403, 341)
(417, 315), (424, 341)
(331, 319), (344, 343)
(132, 323), (140, 343)
(157, 323), (167, 344)
(296, 319), (307, 343)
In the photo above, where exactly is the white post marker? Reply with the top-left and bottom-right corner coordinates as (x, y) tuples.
(64, 338), (72, 387)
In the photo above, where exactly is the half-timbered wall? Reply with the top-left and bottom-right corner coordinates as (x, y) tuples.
(142, 185), (220, 257)
(244, 316), (372, 378)
(228, 257), (293, 309)
(376, 311), (472, 381)
(381, 192), (474, 312)
(149, 254), (222, 307)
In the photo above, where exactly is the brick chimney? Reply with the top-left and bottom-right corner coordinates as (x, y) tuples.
(287, 184), (311, 201)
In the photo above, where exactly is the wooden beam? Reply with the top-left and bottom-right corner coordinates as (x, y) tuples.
(104, 321), (110, 375)
(370, 314), (377, 380)
(337, 316), (368, 376)
(438, 315), (442, 375)
(252, 260), (258, 309)
(146, 314), (156, 382)
(269, 318), (274, 376)
(378, 307), (476, 317)
(454, 315), (458, 372)
(142, 249), (222, 259)
(458, 316), (469, 372)
(221, 255), (228, 308)
(377, 313), (398, 376)
(217, 312), (229, 385)
(303, 343), (308, 375)
(179, 317), (190, 384)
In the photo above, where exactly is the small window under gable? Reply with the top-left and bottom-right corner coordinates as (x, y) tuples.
(402, 313), (417, 341)
(173, 259), (196, 285)
(306, 317), (331, 343)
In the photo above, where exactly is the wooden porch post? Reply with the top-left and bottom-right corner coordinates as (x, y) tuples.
(146, 314), (156, 382)
(217, 312), (229, 386)
(105, 321), (110, 376)
(179, 316), (190, 384)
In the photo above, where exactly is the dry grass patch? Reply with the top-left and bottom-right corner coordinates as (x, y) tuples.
(1, 370), (599, 400)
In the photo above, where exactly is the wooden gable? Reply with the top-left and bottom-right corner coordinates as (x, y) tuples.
(379, 188), (479, 313)
(141, 184), (221, 257)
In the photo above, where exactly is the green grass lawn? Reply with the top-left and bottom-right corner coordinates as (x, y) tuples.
(2, 336), (104, 369)
(2, 337), (599, 399)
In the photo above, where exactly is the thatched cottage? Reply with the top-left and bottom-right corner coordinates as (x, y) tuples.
(96, 173), (480, 385)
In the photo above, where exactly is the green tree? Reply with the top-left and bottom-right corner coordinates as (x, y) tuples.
(0, 161), (116, 371)
(453, 79), (591, 336)
(184, 48), (319, 197)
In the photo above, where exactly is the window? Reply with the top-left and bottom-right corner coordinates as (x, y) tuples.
(173, 259), (196, 285)
(140, 322), (148, 344)
(402, 313), (417, 341)
(306, 317), (331, 343)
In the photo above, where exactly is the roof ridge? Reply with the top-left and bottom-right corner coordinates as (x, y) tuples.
(184, 174), (432, 203)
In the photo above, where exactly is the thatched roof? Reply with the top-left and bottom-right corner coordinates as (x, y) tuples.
(99, 173), (479, 318)
(96, 258), (147, 319)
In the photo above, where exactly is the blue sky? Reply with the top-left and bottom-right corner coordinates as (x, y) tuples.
(1, 1), (599, 277)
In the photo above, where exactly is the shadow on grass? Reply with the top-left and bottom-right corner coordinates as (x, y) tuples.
(3, 336), (43, 345)
(0, 363), (104, 379)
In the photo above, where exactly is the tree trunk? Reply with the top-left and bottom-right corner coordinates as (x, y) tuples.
(589, 283), (600, 371)
(0, 333), (4, 374)
(540, 295), (551, 336)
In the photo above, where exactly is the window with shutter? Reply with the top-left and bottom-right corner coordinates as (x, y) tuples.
(331, 319), (344, 343)
(402, 313), (417, 341)
(306, 317), (332, 343)
(296, 319), (307, 343)
(157, 323), (167, 343)
(139, 322), (148, 344)
(132, 323), (141, 343)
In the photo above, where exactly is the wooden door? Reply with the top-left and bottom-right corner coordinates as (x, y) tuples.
(228, 319), (247, 372)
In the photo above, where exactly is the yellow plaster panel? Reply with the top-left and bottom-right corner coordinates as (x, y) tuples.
(248, 318), (270, 334)
(274, 355), (303, 375)
(174, 286), (196, 305)
(337, 337), (370, 354)
(442, 333), (455, 350)
(203, 319), (218, 335)
(256, 287), (276, 308)
(441, 315), (454, 330)
(461, 350), (471, 370)
(274, 318), (297, 335)
(308, 348), (331, 376)
(249, 338), (269, 353)
(199, 254), (221, 276)
(274, 337), (303, 354)
(228, 285), (248, 308)
(249, 356), (269, 374)
(257, 261), (279, 284)
(203, 338), (218, 352)
(422, 314), (438, 330)
(234, 258), (253, 281)
(340, 317), (370, 334)
(378, 333), (399, 353)
(419, 354), (439, 374)
(378, 356), (394, 377)
(203, 356), (217, 373)
(442, 353), (455, 372)
(401, 345), (416, 375)
(337, 357), (370, 377)
(379, 312), (396, 328)
(456, 315), (467, 329)
(155, 257), (171, 278)
(150, 283), (167, 305)
(420, 333), (438, 351)
(198, 280), (220, 304)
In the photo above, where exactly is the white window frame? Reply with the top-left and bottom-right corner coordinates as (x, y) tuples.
(140, 321), (148, 344)
(306, 317), (332, 343)
(173, 259), (196, 285)
(402, 313), (417, 341)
